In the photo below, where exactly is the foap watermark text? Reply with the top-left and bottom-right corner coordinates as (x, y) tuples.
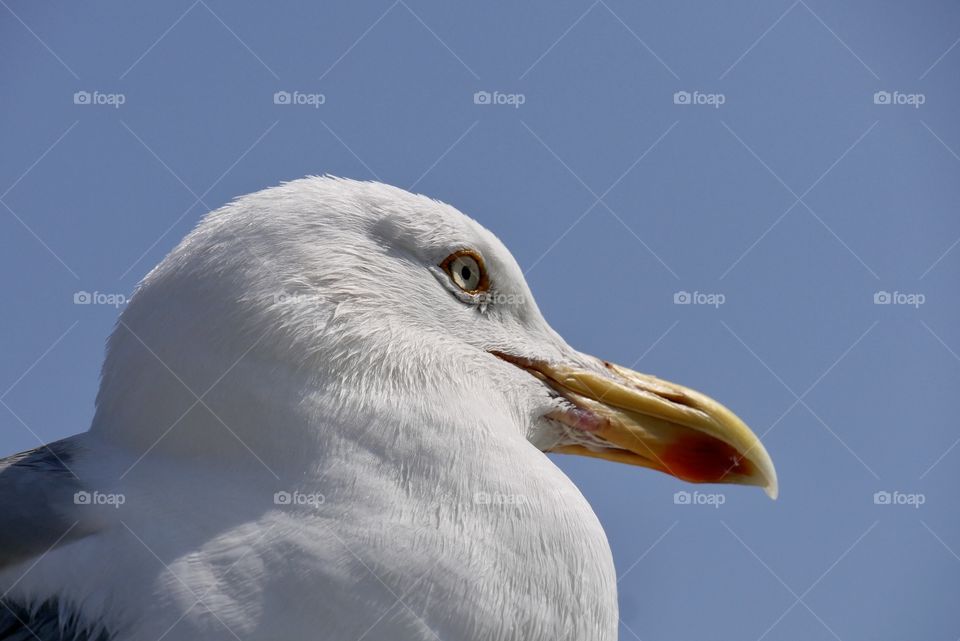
(873, 91), (925, 108)
(673, 90), (725, 108)
(270, 291), (327, 308)
(74, 291), (128, 308)
(873, 490), (925, 508)
(274, 91), (326, 108)
(674, 290), (725, 308)
(874, 291), (924, 308)
(474, 491), (527, 506)
(74, 90), (126, 108)
(74, 491), (126, 508)
(674, 490), (725, 508)
(274, 490), (326, 508)
(473, 91), (525, 108)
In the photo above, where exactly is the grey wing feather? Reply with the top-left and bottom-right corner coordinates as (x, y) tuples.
(0, 438), (100, 570)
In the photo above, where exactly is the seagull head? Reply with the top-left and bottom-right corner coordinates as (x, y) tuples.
(94, 176), (776, 498)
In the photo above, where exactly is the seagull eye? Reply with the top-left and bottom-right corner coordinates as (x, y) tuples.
(440, 250), (489, 294)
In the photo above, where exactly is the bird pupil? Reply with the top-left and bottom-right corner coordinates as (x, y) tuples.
(460, 265), (471, 280)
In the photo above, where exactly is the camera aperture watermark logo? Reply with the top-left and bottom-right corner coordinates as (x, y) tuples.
(873, 490), (925, 509)
(674, 490), (725, 508)
(874, 290), (924, 308)
(274, 490), (326, 508)
(74, 490), (126, 508)
(873, 91), (925, 108)
(673, 90), (725, 108)
(674, 290), (725, 308)
(74, 90), (126, 109)
(273, 90), (326, 108)
(473, 90), (526, 109)
(74, 291), (128, 308)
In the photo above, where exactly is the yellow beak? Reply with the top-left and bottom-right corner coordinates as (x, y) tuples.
(496, 354), (778, 499)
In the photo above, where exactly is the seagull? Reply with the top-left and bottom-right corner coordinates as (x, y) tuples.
(0, 177), (776, 641)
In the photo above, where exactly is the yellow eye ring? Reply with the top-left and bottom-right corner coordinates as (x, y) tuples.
(440, 250), (489, 294)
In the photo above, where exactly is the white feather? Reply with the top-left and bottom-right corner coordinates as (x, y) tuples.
(0, 177), (617, 640)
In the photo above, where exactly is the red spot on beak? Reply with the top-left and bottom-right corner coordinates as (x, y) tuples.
(660, 433), (752, 484)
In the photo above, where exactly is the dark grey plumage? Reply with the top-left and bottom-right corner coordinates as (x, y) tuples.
(0, 439), (99, 570)
(0, 442), (113, 640)
(0, 599), (112, 641)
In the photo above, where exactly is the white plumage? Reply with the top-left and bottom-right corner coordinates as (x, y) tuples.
(0, 177), (775, 641)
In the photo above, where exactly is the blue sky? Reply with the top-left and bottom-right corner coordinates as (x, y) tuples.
(2, 1), (959, 639)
